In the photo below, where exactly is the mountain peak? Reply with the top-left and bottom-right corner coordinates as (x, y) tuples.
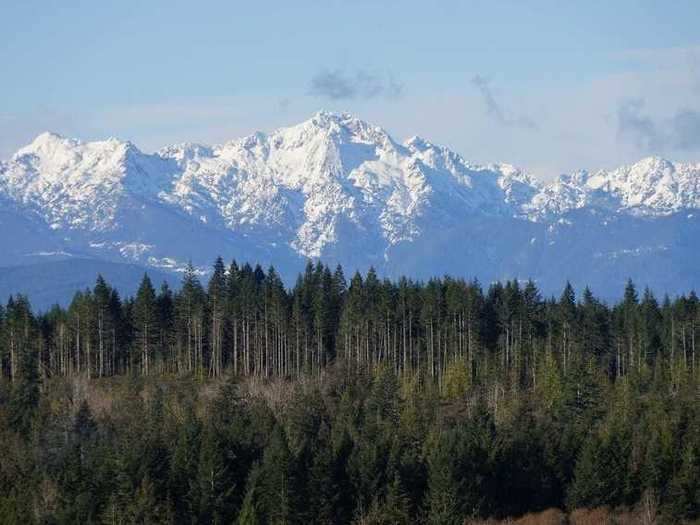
(404, 136), (432, 151)
(634, 155), (673, 168)
(1, 114), (699, 297)
(2, 114), (700, 247)
(311, 110), (355, 122)
(32, 131), (66, 144)
(296, 111), (390, 142)
(14, 132), (138, 162)
(15, 131), (75, 159)
(1, 131), (171, 233)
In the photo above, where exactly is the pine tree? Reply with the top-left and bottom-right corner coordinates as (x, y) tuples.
(108, 288), (124, 374)
(169, 405), (201, 521)
(622, 278), (641, 374)
(134, 274), (158, 376)
(303, 421), (343, 525)
(7, 297), (39, 436)
(195, 425), (235, 524)
(640, 287), (663, 366)
(93, 275), (113, 377)
(208, 257), (227, 378)
(128, 473), (172, 524)
(8, 339), (40, 436)
(156, 282), (175, 374)
(558, 281), (577, 375)
(367, 365), (400, 427)
(567, 424), (630, 509)
(361, 474), (411, 525)
(259, 425), (293, 524)
(4, 295), (35, 384)
(237, 464), (262, 525)
(174, 263), (206, 375)
(423, 432), (461, 525)
(667, 442), (700, 520)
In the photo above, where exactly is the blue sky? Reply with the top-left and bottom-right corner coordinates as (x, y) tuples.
(2, 0), (700, 179)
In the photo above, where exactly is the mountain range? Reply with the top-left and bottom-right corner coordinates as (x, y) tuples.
(1, 111), (698, 308)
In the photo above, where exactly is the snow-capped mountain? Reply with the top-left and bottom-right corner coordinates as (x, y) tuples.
(158, 112), (540, 257)
(526, 156), (700, 220)
(1, 111), (699, 304)
(3, 132), (176, 230)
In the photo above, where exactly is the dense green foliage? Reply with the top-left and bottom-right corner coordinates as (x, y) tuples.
(1, 258), (700, 523)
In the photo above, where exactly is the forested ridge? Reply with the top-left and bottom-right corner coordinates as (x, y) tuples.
(2, 257), (700, 523)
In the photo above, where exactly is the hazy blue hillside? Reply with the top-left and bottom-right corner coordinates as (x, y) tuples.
(0, 259), (178, 311)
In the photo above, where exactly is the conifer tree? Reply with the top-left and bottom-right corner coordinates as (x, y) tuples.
(423, 431), (461, 525)
(8, 334), (39, 436)
(152, 282), (173, 371)
(93, 275), (112, 377)
(176, 263), (206, 375)
(237, 463), (262, 525)
(169, 405), (201, 521)
(195, 425), (235, 524)
(134, 274), (158, 376)
(667, 441), (700, 520)
(208, 257), (227, 378)
(259, 425), (294, 524)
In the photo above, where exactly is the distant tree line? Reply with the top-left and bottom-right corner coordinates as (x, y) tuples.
(1, 258), (700, 523)
(2, 257), (699, 386)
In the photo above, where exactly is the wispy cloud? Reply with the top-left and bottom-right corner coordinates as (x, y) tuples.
(616, 99), (661, 150)
(470, 75), (537, 130)
(309, 69), (403, 100)
(669, 109), (700, 150)
(616, 98), (700, 152)
(276, 97), (292, 112)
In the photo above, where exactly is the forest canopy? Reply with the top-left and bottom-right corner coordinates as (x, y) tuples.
(1, 258), (699, 523)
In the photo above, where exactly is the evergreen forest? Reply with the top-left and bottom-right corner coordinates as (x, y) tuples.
(2, 258), (700, 523)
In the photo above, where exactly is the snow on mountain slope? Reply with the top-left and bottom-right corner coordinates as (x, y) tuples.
(1, 132), (176, 231)
(159, 112), (530, 256)
(586, 157), (700, 215)
(4, 113), (696, 250)
(526, 171), (596, 219)
(526, 157), (700, 219)
(0, 111), (699, 298)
